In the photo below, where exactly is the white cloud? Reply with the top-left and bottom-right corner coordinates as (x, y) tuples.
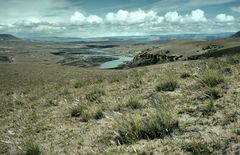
(105, 9), (162, 25)
(1, 8), (239, 37)
(165, 11), (180, 22)
(70, 11), (86, 24)
(164, 9), (206, 23)
(70, 11), (103, 25)
(216, 14), (235, 22)
(231, 6), (240, 13)
(189, 9), (206, 22)
(87, 15), (103, 24)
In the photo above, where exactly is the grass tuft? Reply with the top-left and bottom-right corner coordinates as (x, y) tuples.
(126, 97), (143, 109)
(94, 109), (105, 120)
(156, 76), (178, 91)
(182, 140), (211, 155)
(200, 69), (224, 87)
(113, 107), (178, 144)
(86, 87), (106, 102)
(200, 99), (216, 116)
(70, 79), (83, 88)
(205, 88), (222, 100)
(24, 138), (41, 155)
(70, 105), (87, 117)
(225, 54), (240, 64)
(180, 72), (191, 79)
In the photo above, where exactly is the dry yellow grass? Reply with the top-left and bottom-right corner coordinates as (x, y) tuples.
(0, 50), (240, 154)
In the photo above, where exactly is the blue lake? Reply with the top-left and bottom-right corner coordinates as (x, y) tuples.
(100, 56), (133, 69)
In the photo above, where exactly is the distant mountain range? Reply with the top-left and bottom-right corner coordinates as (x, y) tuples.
(0, 32), (238, 42)
(27, 32), (235, 42)
(0, 34), (20, 41)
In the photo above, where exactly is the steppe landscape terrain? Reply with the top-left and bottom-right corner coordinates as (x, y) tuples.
(0, 33), (240, 154)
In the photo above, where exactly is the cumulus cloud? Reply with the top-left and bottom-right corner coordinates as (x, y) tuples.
(164, 9), (206, 23)
(189, 9), (206, 22)
(216, 14), (235, 22)
(105, 9), (162, 25)
(231, 6), (240, 13)
(70, 11), (103, 24)
(0, 8), (238, 37)
(165, 11), (180, 22)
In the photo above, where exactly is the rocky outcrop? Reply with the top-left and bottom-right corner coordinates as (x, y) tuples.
(0, 56), (13, 63)
(202, 44), (223, 51)
(128, 51), (183, 67)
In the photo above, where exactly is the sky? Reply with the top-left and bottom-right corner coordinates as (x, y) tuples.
(0, 0), (240, 38)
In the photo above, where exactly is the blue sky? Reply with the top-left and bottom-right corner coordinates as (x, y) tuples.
(0, 0), (239, 37)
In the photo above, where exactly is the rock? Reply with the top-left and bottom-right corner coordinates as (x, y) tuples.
(0, 56), (13, 63)
(165, 50), (170, 54)
(129, 51), (184, 67)
(202, 44), (223, 51)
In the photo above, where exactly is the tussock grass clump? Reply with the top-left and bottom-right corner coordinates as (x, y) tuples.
(156, 77), (178, 91)
(70, 105), (104, 121)
(70, 79), (83, 88)
(113, 108), (178, 144)
(86, 87), (106, 102)
(81, 112), (91, 122)
(126, 97), (143, 109)
(23, 138), (41, 155)
(182, 140), (211, 155)
(205, 59), (226, 71)
(13, 93), (26, 105)
(70, 105), (87, 117)
(225, 55), (240, 64)
(180, 72), (191, 79)
(93, 109), (105, 120)
(200, 99), (216, 116)
(200, 69), (224, 87)
(205, 88), (222, 100)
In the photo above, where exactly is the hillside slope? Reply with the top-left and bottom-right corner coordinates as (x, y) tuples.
(0, 54), (240, 154)
(0, 34), (20, 41)
(231, 31), (240, 38)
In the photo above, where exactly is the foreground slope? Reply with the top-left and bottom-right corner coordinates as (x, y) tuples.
(0, 53), (240, 154)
